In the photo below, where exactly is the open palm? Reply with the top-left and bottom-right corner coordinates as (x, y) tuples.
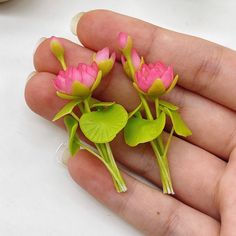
(25, 10), (236, 235)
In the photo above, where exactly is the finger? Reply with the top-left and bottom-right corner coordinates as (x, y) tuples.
(218, 148), (236, 236)
(75, 10), (236, 111)
(25, 72), (225, 220)
(33, 38), (236, 158)
(68, 150), (220, 235)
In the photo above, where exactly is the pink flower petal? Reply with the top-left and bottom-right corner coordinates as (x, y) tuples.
(121, 55), (126, 66)
(111, 52), (116, 62)
(161, 66), (174, 88)
(155, 61), (167, 75)
(131, 48), (141, 70)
(95, 47), (109, 62)
(135, 61), (174, 93)
(118, 32), (128, 49)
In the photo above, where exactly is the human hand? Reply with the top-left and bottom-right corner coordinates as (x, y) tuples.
(25, 10), (236, 235)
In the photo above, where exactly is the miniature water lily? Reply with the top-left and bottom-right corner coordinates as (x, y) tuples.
(118, 32), (192, 194)
(54, 63), (102, 98)
(134, 62), (178, 97)
(93, 47), (116, 76)
(50, 36), (128, 193)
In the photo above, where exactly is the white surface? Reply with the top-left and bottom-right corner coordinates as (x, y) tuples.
(0, 0), (236, 235)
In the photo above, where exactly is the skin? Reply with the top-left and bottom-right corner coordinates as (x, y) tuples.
(25, 10), (236, 236)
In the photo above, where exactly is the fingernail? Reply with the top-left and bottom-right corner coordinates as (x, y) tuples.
(33, 37), (47, 55)
(26, 71), (37, 82)
(56, 142), (71, 167)
(70, 12), (85, 35)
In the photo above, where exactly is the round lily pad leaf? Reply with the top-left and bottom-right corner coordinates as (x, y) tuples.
(79, 104), (128, 143)
(124, 112), (166, 147)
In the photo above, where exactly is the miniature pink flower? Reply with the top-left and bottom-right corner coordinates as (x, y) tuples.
(135, 62), (175, 96)
(54, 62), (102, 97)
(93, 47), (116, 76)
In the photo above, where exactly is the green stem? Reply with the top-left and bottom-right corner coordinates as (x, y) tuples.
(83, 98), (127, 192)
(78, 103), (84, 114)
(139, 94), (174, 194)
(154, 98), (165, 154)
(155, 98), (159, 118)
(126, 56), (135, 80)
(71, 112), (80, 122)
(151, 141), (174, 194)
(84, 98), (91, 113)
(139, 94), (153, 120)
(78, 141), (123, 190)
(163, 127), (174, 175)
(95, 142), (127, 192)
(163, 127), (174, 159)
(58, 56), (67, 71)
(140, 94), (164, 154)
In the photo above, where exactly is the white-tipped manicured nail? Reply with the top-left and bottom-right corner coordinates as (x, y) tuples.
(33, 37), (47, 56)
(70, 12), (84, 35)
(26, 71), (37, 82)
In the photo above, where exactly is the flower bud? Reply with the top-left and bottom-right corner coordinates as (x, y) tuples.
(118, 32), (132, 56)
(93, 47), (116, 76)
(50, 36), (67, 70)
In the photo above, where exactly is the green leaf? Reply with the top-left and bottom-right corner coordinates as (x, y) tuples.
(64, 115), (80, 156)
(159, 100), (179, 111)
(124, 112), (166, 147)
(88, 97), (100, 106)
(72, 81), (90, 97)
(165, 74), (179, 94)
(52, 99), (81, 121)
(164, 108), (192, 137)
(91, 71), (102, 92)
(128, 102), (142, 119)
(79, 104), (128, 143)
(147, 79), (166, 96)
(90, 101), (115, 109)
(56, 92), (80, 100)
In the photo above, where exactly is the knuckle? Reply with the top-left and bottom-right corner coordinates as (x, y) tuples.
(163, 207), (181, 236)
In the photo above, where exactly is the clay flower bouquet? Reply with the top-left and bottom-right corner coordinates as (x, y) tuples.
(50, 33), (191, 194)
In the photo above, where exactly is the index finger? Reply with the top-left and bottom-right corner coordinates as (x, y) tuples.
(74, 10), (236, 111)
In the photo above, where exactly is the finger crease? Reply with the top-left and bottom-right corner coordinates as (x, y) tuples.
(191, 45), (224, 94)
(144, 27), (159, 60)
(226, 125), (236, 157)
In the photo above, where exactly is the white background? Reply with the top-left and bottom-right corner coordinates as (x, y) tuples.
(0, 0), (236, 235)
